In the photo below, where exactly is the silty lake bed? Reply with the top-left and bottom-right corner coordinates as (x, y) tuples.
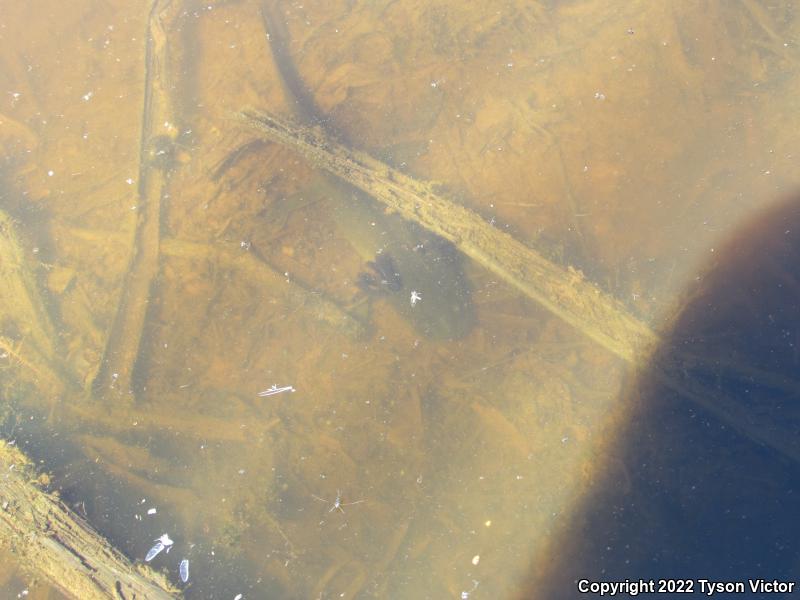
(1, 1), (799, 598)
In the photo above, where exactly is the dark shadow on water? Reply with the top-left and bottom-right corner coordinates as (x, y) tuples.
(522, 197), (800, 599)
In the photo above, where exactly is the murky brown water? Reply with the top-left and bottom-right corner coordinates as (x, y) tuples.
(1, 1), (799, 598)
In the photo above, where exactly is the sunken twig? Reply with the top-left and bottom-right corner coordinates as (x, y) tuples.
(92, 0), (177, 399)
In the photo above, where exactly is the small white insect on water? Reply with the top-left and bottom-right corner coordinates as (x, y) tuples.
(257, 384), (295, 397)
(145, 533), (174, 562)
(311, 489), (365, 514)
(179, 558), (189, 583)
(410, 290), (422, 306)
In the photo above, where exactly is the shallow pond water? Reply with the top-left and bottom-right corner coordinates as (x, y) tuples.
(1, 1), (799, 598)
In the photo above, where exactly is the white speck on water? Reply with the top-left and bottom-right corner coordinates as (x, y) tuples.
(47, 170), (54, 177)
(147, 507), (157, 515)
(594, 91), (606, 100)
(82, 91), (93, 101)
(126, 177), (134, 185)
(461, 579), (480, 598)
(471, 554), (480, 565)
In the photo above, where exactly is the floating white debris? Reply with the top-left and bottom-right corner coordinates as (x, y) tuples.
(147, 507), (157, 515)
(234, 595), (243, 600)
(179, 559), (189, 583)
(471, 554), (480, 566)
(145, 541), (164, 562)
(461, 579), (480, 599)
(257, 384), (295, 397)
(410, 290), (422, 306)
(145, 533), (174, 562)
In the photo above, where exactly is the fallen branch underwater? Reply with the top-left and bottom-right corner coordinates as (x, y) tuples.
(237, 108), (800, 467)
(237, 108), (657, 363)
(92, 0), (176, 400)
(0, 440), (178, 599)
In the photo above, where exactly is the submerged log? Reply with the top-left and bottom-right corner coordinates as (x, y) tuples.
(237, 109), (800, 467)
(92, 0), (177, 400)
(237, 109), (657, 363)
(0, 440), (178, 599)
